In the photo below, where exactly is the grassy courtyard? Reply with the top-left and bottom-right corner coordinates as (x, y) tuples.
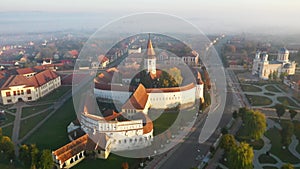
(21, 104), (52, 118)
(277, 96), (299, 108)
(1, 125), (13, 138)
(0, 113), (15, 126)
(24, 98), (76, 149)
(240, 84), (262, 92)
(72, 154), (138, 169)
(258, 154), (277, 164)
(19, 109), (54, 139)
(35, 86), (71, 103)
(265, 85), (281, 93)
(264, 127), (299, 163)
(152, 111), (178, 135)
(245, 94), (272, 106)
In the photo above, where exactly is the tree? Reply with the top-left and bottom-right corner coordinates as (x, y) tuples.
(221, 127), (228, 135)
(19, 144), (40, 168)
(232, 110), (238, 119)
(289, 109), (297, 120)
(220, 134), (236, 152)
(238, 107), (247, 119)
(30, 144), (39, 169)
(38, 149), (53, 169)
(0, 127), (2, 138)
(275, 104), (285, 119)
(273, 71), (278, 80)
(0, 136), (15, 160)
(203, 69), (211, 90)
(281, 163), (294, 169)
(228, 142), (254, 169)
(243, 110), (267, 140)
(19, 144), (31, 167)
(281, 121), (294, 146)
(280, 72), (288, 81)
(268, 73), (273, 80)
(167, 67), (183, 86)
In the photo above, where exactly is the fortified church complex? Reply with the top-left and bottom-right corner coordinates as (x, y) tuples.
(52, 35), (205, 169)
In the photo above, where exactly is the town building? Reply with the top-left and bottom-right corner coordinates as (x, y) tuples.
(0, 68), (61, 104)
(252, 48), (296, 80)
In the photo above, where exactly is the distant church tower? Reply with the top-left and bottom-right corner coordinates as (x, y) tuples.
(144, 34), (156, 74)
(252, 51), (261, 75)
(277, 48), (289, 63)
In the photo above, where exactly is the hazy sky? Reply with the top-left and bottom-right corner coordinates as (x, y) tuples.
(1, 0), (300, 34)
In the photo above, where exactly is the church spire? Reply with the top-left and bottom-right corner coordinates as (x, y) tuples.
(147, 34), (155, 57)
(144, 33), (156, 75)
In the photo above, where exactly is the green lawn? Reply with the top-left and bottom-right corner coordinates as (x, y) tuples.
(265, 85), (281, 93)
(19, 109), (53, 139)
(276, 84), (288, 92)
(0, 113), (15, 127)
(1, 124), (13, 138)
(35, 86), (71, 103)
(152, 112), (178, 135)
(73, 154), (138, 169)
(277, 97), (299, 108)
(7, 109), (16, 114)
(245, 95), (272, 106)
(265, 127), (299, 163)
(21, 104), (52, 118)
(24, 98), (76, 150)
(240, 84), (262, 92)
(258, 154), (277, 164)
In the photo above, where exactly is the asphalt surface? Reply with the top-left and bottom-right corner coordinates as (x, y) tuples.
(158, 36), (240, 169)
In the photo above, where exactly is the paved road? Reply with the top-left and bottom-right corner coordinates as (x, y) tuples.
(158, 91), (235, 169)
(11, 102), (25, 156)
(155, 36), (243, 169)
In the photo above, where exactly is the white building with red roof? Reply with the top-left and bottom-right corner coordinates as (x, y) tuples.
(0, 68), (61, 104)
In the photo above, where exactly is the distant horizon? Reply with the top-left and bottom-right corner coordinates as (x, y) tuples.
(0, 11), (300, 36)
(0, 0), (300, 35)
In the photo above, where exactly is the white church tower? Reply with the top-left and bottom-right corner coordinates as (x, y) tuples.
(252, 51), (261, 75)
(277, 48), (289, 63)
(144, 34), (156, 75)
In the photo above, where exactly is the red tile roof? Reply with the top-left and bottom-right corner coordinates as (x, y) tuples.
(53, 133), (109, 164)
(16, 68), (34, 75)
(33, 69), (59, 86)
(143, 115), (153, 134)
(147, 35), (156, 57)
(1, 69), (59, 89)
(122, 84), (148, 109)
(53, 134), (88, 164)
(1, 75), (34, 88)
